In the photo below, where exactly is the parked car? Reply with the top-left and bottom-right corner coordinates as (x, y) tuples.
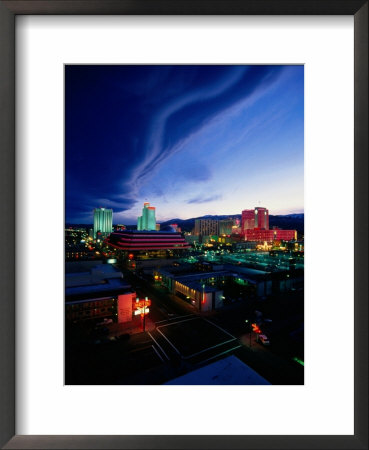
(256, 334), (270, 345)
(96, 318), (113, 326)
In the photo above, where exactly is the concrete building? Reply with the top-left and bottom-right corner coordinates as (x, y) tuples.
(219, 219), (234, 235)
(65, 262), (135, 324)
(159, 268), (225, 312)
(194, 219), (219, 237)
(157, 262), (303, 312)
(93, 207), (113, 239)
(158, 266), (273, 311)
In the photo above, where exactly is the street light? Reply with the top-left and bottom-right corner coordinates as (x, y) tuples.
(201, 284), (205, 311)
(245, 319), (252, 347)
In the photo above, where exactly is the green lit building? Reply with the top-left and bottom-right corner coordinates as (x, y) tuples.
(93, 207), (113, 239)
(137, 202), (156, 231)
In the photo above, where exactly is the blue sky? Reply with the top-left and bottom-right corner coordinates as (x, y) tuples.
(65, 65), (304, 224)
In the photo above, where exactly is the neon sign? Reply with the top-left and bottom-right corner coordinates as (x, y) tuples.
(251, 323), (262, 334)
(134, 297), (151, 317)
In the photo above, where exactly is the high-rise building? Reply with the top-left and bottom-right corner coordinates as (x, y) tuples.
(241, 209), (255, 233)
(255, 207), (269, 230)
(194, 219), (219, 236)
(219, 219), (234, 235)
(241, 207), (269, 234)
(93, 208), (113, 239)
(137, 202), (157, 231)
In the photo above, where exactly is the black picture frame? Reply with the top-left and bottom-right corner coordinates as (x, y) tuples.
(0, 1), (367, 449)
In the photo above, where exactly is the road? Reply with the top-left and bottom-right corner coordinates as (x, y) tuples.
(122, 268), (197, 323)
(121, 267), (304, 384)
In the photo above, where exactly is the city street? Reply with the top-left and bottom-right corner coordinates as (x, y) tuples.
(66, 265), (303, 385)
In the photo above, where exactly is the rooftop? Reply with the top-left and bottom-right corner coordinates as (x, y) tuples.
(65, 263), (131, 301)
(65, 260), (103, 273)
(165, 355), (270, 385)
(159, 267), (265, 285)
(65, 278), (131, 303)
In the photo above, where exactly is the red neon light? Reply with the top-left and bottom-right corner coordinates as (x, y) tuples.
(133, 298), (151, 309)
(251, 323), (262, 334)
(139, 308), (150, 318)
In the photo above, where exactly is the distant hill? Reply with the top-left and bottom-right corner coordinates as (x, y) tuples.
(159, 213), (304, 236)
(269, 214), (304, 235)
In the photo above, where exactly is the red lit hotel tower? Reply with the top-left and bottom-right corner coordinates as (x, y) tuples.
(255, 207), (269, 230)
(241, 209), (255, 233)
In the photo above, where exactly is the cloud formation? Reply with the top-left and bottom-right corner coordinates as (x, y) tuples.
(65, 65), (304, 223)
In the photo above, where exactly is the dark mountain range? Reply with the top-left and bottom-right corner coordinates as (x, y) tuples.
(269, 214), (304, 235)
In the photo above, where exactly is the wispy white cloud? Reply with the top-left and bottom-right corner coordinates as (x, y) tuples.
(122, 66), (286, 211)
(187, 194), (222, 204)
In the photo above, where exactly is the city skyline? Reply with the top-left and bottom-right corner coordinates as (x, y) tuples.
(66, 65), (304, 225)
(65, 207), (304, 226)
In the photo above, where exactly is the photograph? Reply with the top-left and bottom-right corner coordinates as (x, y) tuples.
(65, 64), (304, 385)
(1, 0), (367, 447)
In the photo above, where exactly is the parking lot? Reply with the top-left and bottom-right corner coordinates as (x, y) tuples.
(156, 317), (237, 359)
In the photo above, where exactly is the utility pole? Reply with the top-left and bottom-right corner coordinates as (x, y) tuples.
(143, 296), (148, 332)
(245, 319), (252, 347)
(201, 284), (205, 312)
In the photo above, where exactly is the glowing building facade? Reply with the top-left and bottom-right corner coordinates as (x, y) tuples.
(241, 207), (269, 234)
(241, 209), (255, 233)
(93, 207), (113, 239)
(255, 207), (269, 230)
(106, 230), (190, 251)
(137, 202), (157, 231)
(245, 228), (296, 242)
(194, 219), (219, 236)
(219, 219), (234, 235)
(241, 206), (296, 241)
